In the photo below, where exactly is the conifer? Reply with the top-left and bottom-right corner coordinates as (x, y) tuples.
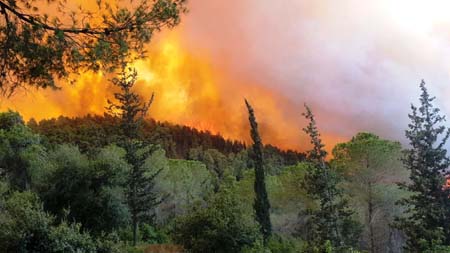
(245, 99), (272, 244)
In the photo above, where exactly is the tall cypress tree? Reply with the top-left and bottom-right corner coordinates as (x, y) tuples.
(245, 99), (272, 244)
(395, 80), (450, 251)
(302, 104), (360, 251)
(107, 66), (161, 246)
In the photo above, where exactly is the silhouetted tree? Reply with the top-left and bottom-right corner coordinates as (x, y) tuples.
(245, 99), (272, 244)
(302, 104), (360, 251)
(395, 80), (450, 252)
(107, 66), (161, 246)
(0, 0), (187, 95)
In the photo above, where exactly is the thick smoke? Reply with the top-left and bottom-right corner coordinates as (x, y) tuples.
(176, 0), (450, 148)
(3, 0), (450, 152)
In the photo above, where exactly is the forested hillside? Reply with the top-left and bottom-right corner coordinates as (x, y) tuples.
(28, 115), (305, 165)
(3, 82), (450, 253)
(2, 0), (450, 252)
(0, 109), (409, 253)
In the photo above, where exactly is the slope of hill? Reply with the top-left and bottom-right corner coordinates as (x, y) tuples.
(28, 114), (306, 165)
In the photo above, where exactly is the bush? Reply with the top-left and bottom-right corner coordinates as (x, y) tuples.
(48, 221), (97, 252)
(173, 180), (260, 253)
(0, 190), (97, 253)
(266, 235), (303, 253)
(140, 223), (169, 244)
(242, 235), (304, 253)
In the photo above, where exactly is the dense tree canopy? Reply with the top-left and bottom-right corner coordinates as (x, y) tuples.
(173, 180), (260, 253)
(0, 190), (97, 252)
(332, 132), (408, 253)
(0, 110), (49, 191)
(2, 76), (450, 252)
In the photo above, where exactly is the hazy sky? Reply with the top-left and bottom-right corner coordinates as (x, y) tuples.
(3, 0), (450, 152)
(173, 0), (450, 147)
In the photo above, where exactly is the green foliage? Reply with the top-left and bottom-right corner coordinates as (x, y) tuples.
(266, 235), (304, 253)
(173, 180), (260, 253)
(0, 0), (187, 94)
(332, 132), (408, 252)
(154, 158), (214, 223)
(107, 67), (163, 246)
(139, 223), (169, 244)
(107, 67), (154, 140)
(0, 110), (49, 191)
(188, 147), (232, 189)
(245, 99), (273, 243)
(235, 163), (314, 236)
(0, 190), (96, 253)
(48, 221), (97, 253)
(29, 114), (305, 162)
(0, 110), (24, 129)
(394, 81), (450, 252)
(42, 144), (130, 234)
(0, 106), (424, 252)
(30, 114), (244, 157)
(114, 223), (169, 246)
(301, 105), (361, 250)
(242, 235), (305, 253)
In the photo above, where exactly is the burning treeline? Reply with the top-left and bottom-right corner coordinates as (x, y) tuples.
(0, 0), (344, 152)
(0, 29), (346, 152)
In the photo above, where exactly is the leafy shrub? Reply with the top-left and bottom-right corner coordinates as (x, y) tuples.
(266, 235), (303, 253)
(0, 190), (96, 252)
(173, 180), (260, 253)
(140, 224), (169, 244)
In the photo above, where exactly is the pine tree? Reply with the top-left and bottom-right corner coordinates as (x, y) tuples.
(395, 80), (450, 252)
(107, 66), (161, 246)
(302, 104), (360, 251)
(245, 99), (272, 244)
(0, 0), (187, 95)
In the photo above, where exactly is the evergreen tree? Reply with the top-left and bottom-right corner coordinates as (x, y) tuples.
(302, 104), (360, 251)
(394, 80), (450, 251)
(332, 132), (406, 253)
(244, 99), (272, 244)
(0, 0), (187, 95)
(107, 66), (161, 246)
(0, 110), (48, 191)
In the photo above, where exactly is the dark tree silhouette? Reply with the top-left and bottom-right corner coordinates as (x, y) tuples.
(395, 80), (450, 252)
(245, 99), (272, 244)
(107, 66), (161, 246)
(302, 104), (360, 251)
(0, 0), (186, 95)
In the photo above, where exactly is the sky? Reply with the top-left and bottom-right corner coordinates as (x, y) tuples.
(175, 0), (450, 147)
(3, 0), (450, 152)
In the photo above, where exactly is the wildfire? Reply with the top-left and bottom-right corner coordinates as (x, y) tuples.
(0, 1), (346, 153)
(0, 29), (310, 150)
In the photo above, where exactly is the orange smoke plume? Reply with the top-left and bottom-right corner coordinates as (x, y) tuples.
(0, 30), (315, 150)
(0, 0), (346, 152)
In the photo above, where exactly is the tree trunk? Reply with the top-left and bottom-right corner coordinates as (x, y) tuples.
(132, 178), (138, 246)
(368, 181), (375, 253)
(133, 216), (138, 246)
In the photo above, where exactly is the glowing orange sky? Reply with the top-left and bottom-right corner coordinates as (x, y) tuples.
(3, 0), (450, 152)
(0, 31), (322, 151)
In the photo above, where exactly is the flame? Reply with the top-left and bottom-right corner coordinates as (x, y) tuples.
(0, 0), (345, 152)
(0, 30), (310, 150)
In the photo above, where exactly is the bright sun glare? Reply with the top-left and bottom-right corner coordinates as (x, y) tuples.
(388, 0), (450, 32)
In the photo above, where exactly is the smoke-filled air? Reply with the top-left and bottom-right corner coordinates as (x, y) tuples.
(2, 0), (450, 252)
(6, 0), (450, 151)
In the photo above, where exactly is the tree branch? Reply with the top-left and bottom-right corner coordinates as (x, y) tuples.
(0, 0), (139, 35)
